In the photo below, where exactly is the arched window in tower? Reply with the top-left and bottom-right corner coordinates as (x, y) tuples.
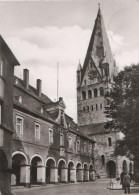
(94, 88), (98, 97)
(123, 160), (127, 173)
(88, 90), (92, 99)
(96, 104), (98, 111)
(100, 103), (102, 110)
(84, 80), (86, 85)
(100, 87), (104, 96)
(87, 106), (89, 112)
(82, 91), (86, 100)
(83, 107), (85, 112)
(92, 105), (93, 111)
(90, 62), (93, 69)
(108, 137), (112, 146)
(101, 155), (105, 166)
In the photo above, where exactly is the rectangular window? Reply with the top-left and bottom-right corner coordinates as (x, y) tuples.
(84, 142), (87, 153)
(60, 133), (64, 146)
(35, 123), (40, 140)
(76, 140), (80, 152)
(16, 116), (23, 135)
(49, 128), (53, 144)
(88, 145), (92, 154)
(69, 136), (72, 148)
(0, 60), (3, 76)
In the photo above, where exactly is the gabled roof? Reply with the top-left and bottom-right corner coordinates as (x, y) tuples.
(81, 7), (114, 83)
(80, 122), (110, 135)
(0, 35), (20, 66)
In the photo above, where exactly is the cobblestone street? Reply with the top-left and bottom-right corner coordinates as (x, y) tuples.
(12, 179), (139, 195)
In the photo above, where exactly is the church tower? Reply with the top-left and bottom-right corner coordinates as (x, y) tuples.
(76, 7), (125, 178)
(77, 7), (117, 128)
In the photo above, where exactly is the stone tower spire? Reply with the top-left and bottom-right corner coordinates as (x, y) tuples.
(77, 7), (117, 127)
(80, 6), (115, 85)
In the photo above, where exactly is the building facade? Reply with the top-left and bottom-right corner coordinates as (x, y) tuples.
(0, 36), (20, 195)
(77, 7), (133, 178)
(11, 68), (95, 187)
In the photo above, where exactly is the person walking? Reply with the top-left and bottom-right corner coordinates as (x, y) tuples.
(120, 171), (126, 189)
(123, 172), (131, 194)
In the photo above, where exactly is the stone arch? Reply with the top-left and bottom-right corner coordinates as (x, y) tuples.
(89, 164), (94, 181)
(57, 158), (67, 167)
(45, 157), (56, 167)
(68, 161), (76, 182)
(107, 160), (116, 178)
(12, 151), (28, 164)
(30, 155), (44, 184)
(12, 151), (28, 185)
(46, 157), (57, 183)
(30, 154), (44, 166)
(83, 162), (89, 169)
(83, 163), (89, 181)
(76, 161), (82, 169)
(76, 162), (83, 182)
(57, 159), (67, 182)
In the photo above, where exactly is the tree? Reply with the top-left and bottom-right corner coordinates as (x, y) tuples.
(104, 64), (139, 159)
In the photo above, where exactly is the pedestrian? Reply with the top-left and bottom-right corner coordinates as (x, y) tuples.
(120, 171), (126, 189)
(116, 174), (120, 183)
(123, 172), (131, 194)
(109, 177), (113, 188)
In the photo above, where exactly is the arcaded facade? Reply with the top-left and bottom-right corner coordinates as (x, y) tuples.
(11, 69), (95, 187)
(77, 7), (133, 178)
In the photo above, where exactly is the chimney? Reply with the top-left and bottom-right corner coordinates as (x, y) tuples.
(23, 69), (29, 89)
(36, 79), (42, 97)
(59, 97), (63, 102)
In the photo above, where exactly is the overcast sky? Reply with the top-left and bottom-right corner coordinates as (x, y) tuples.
(1, 0), (139, 122)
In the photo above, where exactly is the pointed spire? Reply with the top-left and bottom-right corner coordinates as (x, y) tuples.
(97, 3), (101, 17)
(77, 60), (82, 71)
(81, 6), (115, 82)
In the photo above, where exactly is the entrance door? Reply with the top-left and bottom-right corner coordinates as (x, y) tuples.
(107, 160), (116, 178)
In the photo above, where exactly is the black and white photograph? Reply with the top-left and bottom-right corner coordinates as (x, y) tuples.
(0, 0), (139, 194)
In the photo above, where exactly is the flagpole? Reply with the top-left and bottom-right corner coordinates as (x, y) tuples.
(57, 62), (59, 101)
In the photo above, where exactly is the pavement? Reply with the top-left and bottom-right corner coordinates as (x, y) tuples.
(11, 179), (139, 195)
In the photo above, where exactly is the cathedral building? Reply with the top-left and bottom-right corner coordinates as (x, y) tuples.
(76, 7), (133, 178)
